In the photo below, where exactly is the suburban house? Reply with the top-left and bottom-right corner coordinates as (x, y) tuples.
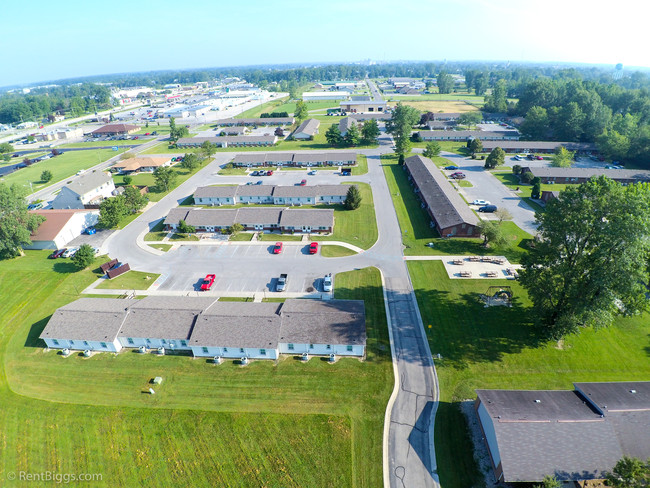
(90, 124), (140, 137)
(51, 170), (115, 209)
(482, 141), (597, 154)
(417, 130), (520, 141)
(231, 152), (357, 167)
(193, 184), (352, 206)
(163, 206), (334, 234)
(24, 209), (99, 250)
(217, 117), (294, 126)
(522, 167), (650, 185)
(339, 117), (357, 137)
(41, 298), (367, 359)
(340, 100), (387, 113)
(176, 135), (277, 148)
(475, 382), (650, 483)
(112, 157), (173, 174)
(292, 119), (320, 140)
(405, 155), (479, 237)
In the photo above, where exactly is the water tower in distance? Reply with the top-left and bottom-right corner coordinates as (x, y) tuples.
(613, 63), (624, 80)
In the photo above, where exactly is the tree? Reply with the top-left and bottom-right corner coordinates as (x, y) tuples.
(534, 475), (563, 488)
(153, 166), (177, 192)
(177, 219), (195, 234)
(597, 129), (631, 162)
(294, 100), (308, 121)
(168, 116), (189, 143)
(512, 164), (522, 175)
(519, 177), (650, 339)
(386, 102), (421, 134)
(361, 119), (380, 145)
(469, 138), (483, 154)
(0, 142), (14, 154)
(40, 170), (53, 183)
(423, 141), (441, 158)
(477, 220), (508, 248)
(200, 141), (217, 159)
(484, 147), (505, 169)
(98, 196), (128, 228)
(394, 131), (412, 159)
(0, 183), (45, 259)
(555, 102), (585, 141)
(605, 456), (650, 488)
(343, 123), (360, 147)
(229, 223), (244, 235)
(531, 179), (541, 199)
(122, 186), (148, 213)
(458, 111), (482, 128)
(436, 71), (454, 94)
(344, 185), (362, 210)
(123, 175), (133, 185)
(520, 106), (549, 140)
(325, 124), (343, 147)
(181, 153), (201, 172)
(484, 79), (508, 113)
(495, 208), (512, 223)
(274, 127), (284, 137)
(551, 146), (575, 167)
(71, 244), (95, 269)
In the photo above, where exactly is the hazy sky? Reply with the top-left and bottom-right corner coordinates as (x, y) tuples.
(2, 0), (648, 87)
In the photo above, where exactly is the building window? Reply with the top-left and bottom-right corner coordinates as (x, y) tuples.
(260, 349), (266, 355)
(146, 339), (151, 344)
(180, 340), (187, 347)
(288, 343), (294, 351)
(326, 344), (331, 350)
(309, 344), (314, 349)
(127, 338), (134, 345)
(52, 339), (59, 346)
(100, 342), (107, 349)
(240, 348), (245, 353)
(347, 345), (353, 352)
(83, 341), (89, 346)
(223, 347), (228, 353)
(202, 347), (209, 354)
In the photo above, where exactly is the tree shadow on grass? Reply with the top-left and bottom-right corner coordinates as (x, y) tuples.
(52, 261), (80, 274)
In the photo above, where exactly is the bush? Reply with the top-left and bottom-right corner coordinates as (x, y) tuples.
(521, 171), (534, 184)
(123, 175), (133, 185)
(512, 164), (522, 174)
(71, 244), (95, 269)
(480, 155), (485, 160)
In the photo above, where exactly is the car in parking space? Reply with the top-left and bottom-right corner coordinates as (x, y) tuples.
(478, 205), (498, 213)
(62, 247), (79, 258)
(27, 202), (43, 210)
(513, 155), (524, 161)
(48, 249), (66, 259)
(246, 181), (253, 185)
(266, 170), (274, 176)
(444, 165), (459, 170)
(200, 274), (216, 291)
(450, 172), (466, 179)
(299, 179), (307, 186)
(472, 199), (491, 206)
(535, 155), (543, 160)
(309, 242), (318, 254)
(308, 170), (317, 175)
(251, 170), (259, 176)
(323, 273), (333, 292)
(273, 242), (283, 254)
(256, 180), (263, 185)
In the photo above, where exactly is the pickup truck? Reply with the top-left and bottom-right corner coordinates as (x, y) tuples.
(276, 274), (288, 292)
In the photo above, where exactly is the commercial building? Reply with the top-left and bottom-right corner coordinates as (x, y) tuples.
(475, 382), (650, 483)
(40, 297), (367, 359)
(404, 155), (479, 237)
(90, 124), (140, 137)
(339, 100), (387, 113)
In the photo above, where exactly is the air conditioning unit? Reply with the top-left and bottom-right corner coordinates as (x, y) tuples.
(240, 357), (248, 366)
(157, 347), (165, 355)
(138, 345), (146, 354)
(62, 348), (71, 356)
(83, 350), (91, 357)
(329, 353), (336, 363)
(301, 352), (309, 361)
(213, 356), (222, 365)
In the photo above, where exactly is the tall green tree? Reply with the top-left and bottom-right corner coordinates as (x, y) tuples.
(469, 138), (483, 154)
(605, 456), (650, 488)
(484, 79), (508, 113)
(200, 140), (217, 158)
(484, 147), (505, 169)
(436, 71), (454, 94)
(343, 123), (360, 147)
(519, 177), (650, 339)
(0, 142), (14, 154)
(98, 196), (128, 228)
(458, 111), (482, 127)
(361, 119), (380, 144)
(40, 170), (53, 183)
(343, 185), (362, 210)
(325, 124), (343, 147)
(477, 220), (508, 248)
(0, 184), (45, 259)
(597, 130), (631, 162)
(122, 186), (148, 213)
(555, 102), (585, 141)
(387, 103), (420, 158)
(153, 166), (177, 192)
(520, 106), (549, 140)
(423, 141), (441, 158)
(551, 146), (575, 167)
(294, 100), (308, 121)
(534, 475), (563, 488)
(181, 153), (201, 172)
(71, 244), (95, 269)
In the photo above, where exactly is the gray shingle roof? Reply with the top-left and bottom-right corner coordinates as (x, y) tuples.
(62, 170), (113, 197)
(232, 153), (267, 164)
(264, 153), (294, 163)
(279, 209), (334, 228)
(163, 207), (191, 226)
(118, 309), (197, 340)
(526, 167), (650, 182)
(235, 207), (282, 224)
(194, 186), (238, 199)
(236, 185), (275, 197)
(482, 141), (596, 151)
(294, 118), (320, 136)
(405, 155), (479, 230)
(185, 209), (238, 227)
(419, 130), (519, 139)
(339, 117), (357, 133)
(575, 381), (650, 413)
(177, 136), (276, 145)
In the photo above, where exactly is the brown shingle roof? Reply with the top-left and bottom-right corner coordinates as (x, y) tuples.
(29, 209), (93, 241)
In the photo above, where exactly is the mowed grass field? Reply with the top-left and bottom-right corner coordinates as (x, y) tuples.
(387, 100), (481, 113)
(382, 155), (532, 262)
(0, 149), (127, 191)
(0, 254), (392, 487)
(407, 259), (650, 488)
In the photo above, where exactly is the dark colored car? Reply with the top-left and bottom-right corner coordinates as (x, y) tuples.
(84, 227), (96, 235)
(444, 165), (459, 170)
(478, 205), (498, 213)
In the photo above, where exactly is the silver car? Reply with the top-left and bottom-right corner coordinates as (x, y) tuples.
(323, 274), (333, 292)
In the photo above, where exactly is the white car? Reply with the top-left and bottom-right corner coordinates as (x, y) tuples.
(323, 274), (333, 292)
(513, 155), (524, 161)
(62, 247), (79, 258)
(472, 199), (491, 206)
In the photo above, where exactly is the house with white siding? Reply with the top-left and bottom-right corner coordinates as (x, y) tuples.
(25, 209), (99, 250)
(193, 184), (352, 206)
(51, 170), (115, 209)
(292, 119), (320, 140)
(193, 186), (238, 205)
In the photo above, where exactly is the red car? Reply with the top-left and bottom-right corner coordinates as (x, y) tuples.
(144, 132), (150, 136)
(309, 242), (318, 254)
(48, 248), (66, 259)
(200, 274), (216, 291)
(300, 179), (307, 186)
(273, 242), (283, 254)
(535, 155), (543, 160)
(267, 170), (274, 176)
(450, 172), (466, 179)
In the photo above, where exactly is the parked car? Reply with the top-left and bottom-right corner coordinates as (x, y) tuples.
(299, 179), (307, 186)
(444, 165), (459, 170)
(246, 181), (253, 185)
(266, 170), (274, 176)
(276, 274), (288, 292)
(450, 172), (466, 179)
(27, 202), (43, 210)
(535, 155), (544, 160)
(48, 249), (65, 259)
(513, 155), (524, 161)
(83, 227), (96, 235)
(309, 242), (318, 254)
(200, 274), (216, 291)
(308, 170), (317, 175)
(256, 180), (263, 185)
(323, 273), (333, 292)
(472, 199), (491, 206)
(144, 132), (150, 136)
(526, 154), (535, 160)
(62, 247), (79, 258)
(273, 242), (283, 254)
(251, 170), (259, 176)
(478, 205), (498, 213)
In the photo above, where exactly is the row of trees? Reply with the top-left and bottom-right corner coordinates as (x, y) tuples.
(325, 119), (380, 147)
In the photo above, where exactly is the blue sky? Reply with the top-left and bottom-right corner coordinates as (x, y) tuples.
(2, 0), (648, 87)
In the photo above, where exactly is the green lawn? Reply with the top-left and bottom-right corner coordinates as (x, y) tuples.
(218, 164), (248, 175)
(457, 180), (472, 187)
(112, 162), (209, 202)
(236, 96), (290, 118)
(258, 234), (304, 242)
(59, 139), (153, 148)
(143, 220), (167, 241)
(148, 244), (172, 252)
(0, 149), (127, 191)
(492, 171), (573, 214)
(0, 254), (390, 487)
(320, 245), (358, 257)
(170, 233), (199, 241)
(410, 140), (471, 155)
(408, 259), (650, 488)
(96, 270), (161, 290)
(229, 233), (254, 241)
(382, 155), (532, 262)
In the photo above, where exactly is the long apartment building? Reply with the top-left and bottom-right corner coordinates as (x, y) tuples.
(231, 152), (357, 167)
(193, 184), (351, 206)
